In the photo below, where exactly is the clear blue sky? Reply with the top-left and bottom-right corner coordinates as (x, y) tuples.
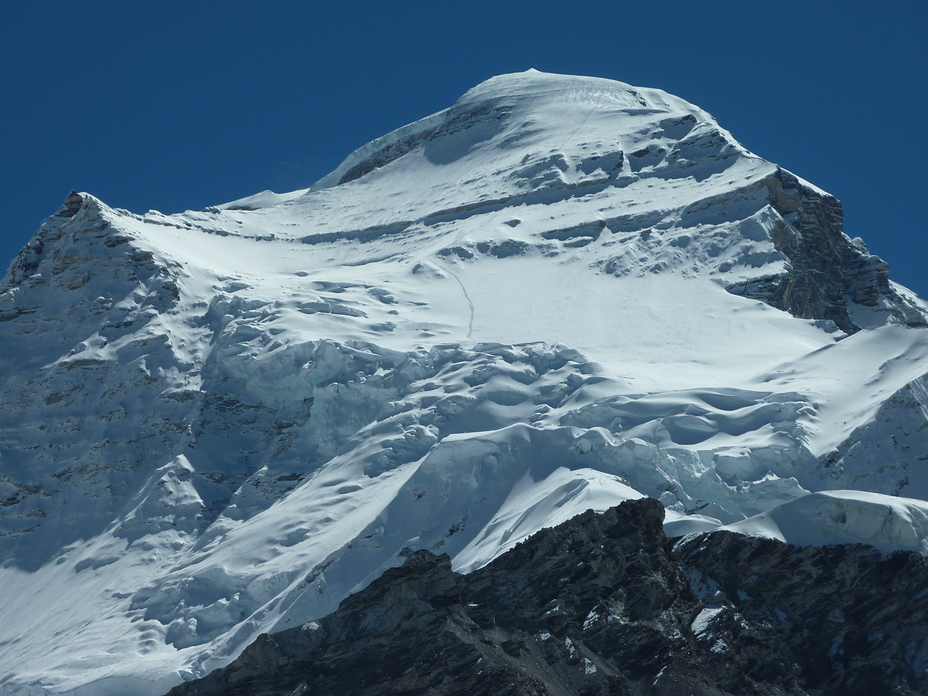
(2, 1), (926, 298)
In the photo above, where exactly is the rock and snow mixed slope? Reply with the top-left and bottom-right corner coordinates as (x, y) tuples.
(1, 70), (927, 695)
(164, 499), (928, 696)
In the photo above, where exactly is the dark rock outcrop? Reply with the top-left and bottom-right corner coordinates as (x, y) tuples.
(729, 168), (927, 333)
(166, 498), (928, 696)
(676, 530), (928, 696)
(61, 190), (84, 217)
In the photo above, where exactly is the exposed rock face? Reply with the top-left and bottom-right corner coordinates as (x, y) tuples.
(676, 530), (928, 695)
(167, 499), (928, 696)
(61, 190), (84, 217)
(729, 168), (927, 334)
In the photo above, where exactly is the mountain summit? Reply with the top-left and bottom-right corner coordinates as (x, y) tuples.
(2, 71), (928, 695)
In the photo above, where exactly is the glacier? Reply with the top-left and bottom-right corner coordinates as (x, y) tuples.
(1, 69), (928, 695)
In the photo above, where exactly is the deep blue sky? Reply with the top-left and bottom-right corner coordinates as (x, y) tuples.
(2, 2), (926, 298)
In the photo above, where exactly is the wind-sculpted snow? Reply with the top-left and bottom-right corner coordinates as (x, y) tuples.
(711, 490), (928, 555)
(814, 372), (928, 496)
(2, 70), (928, 695)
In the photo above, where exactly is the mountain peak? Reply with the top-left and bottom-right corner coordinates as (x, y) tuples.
(312, 70), (729, 193)
(300, 71), (925, 334)
(2, 73), (928, 695)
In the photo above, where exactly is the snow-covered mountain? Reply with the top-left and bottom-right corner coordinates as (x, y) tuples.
(2, 69), (928, 695)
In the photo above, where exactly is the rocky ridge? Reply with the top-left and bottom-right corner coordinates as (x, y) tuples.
(167, 498), (928, 696)
(731, 168), (926, 333)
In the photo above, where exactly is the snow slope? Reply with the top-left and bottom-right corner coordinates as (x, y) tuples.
(1, 70), (927, 695)
(715, 489), (928, 554)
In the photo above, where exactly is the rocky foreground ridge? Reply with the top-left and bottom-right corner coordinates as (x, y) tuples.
(167, 499), (928, 696)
